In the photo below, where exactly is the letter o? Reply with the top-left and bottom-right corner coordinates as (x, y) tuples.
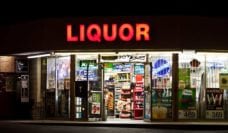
(119, 24), (134, 41)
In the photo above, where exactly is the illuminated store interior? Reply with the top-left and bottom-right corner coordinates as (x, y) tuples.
(9, 50), (225, 121)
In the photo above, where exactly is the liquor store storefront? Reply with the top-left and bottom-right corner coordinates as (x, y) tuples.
(1, 16), (228, 122)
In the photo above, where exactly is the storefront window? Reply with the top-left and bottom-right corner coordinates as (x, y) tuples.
(46, 56), (70, 118)
(204, 54), (228, 120)
(178, 54), (205, 120)
(150, 54), (172, 120)
(178, 53), (228, 120)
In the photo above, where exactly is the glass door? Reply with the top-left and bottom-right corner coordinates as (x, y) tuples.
(46, 56), (70, 118)
(75, 55), (102, 121)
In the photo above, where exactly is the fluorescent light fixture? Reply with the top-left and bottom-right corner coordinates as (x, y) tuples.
(197, 52), (228, 56)
(54, 51), (182, 56)
(27, 54), (51, 59)
(118, 51), (181, 55)
(54, 52), (116, 56)
(182, 50), (196, 55)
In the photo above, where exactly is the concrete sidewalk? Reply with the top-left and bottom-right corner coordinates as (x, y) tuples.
(3, 119), (228, 129)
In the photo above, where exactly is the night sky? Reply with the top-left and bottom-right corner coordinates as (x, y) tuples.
(0, 1), (227, 26)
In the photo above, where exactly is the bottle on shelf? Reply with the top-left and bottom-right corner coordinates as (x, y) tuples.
(133, 74), (144, 120)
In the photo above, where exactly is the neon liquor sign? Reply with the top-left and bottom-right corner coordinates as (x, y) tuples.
(66, 23), (150, 42)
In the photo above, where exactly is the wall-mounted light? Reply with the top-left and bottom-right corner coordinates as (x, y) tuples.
(27, 54), (51, 59)
(181, 50), (196, 55)
(54, 52), (116, 56)
(118, 51), (181, 55)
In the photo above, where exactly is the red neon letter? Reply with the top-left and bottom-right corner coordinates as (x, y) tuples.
(136, 23), (150, 41)
(103, 24), (117, 41)
(87, 24), (101, 42)
(119, 24), (134, 41)
(79, 24), (85, 41)
(66, 24), (78, 42)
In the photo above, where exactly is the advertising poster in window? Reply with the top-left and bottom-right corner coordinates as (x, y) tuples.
(152, 88), (172, 119)
(219, 73), (228, 89)
(152, 58), (171, 78)
(134, 64), (144, 75)
(47, 58), (56, 89)
(91, 103), (100, 114)
(5, 75), (16, 92)
(76, 60), (98, 81)
(16, 59), (28, 73)
(104, 63), (113, 73)
(206, 88), (224, 119)
(90, 92), (101, 115)
(178, 68), (197, 119)
(178, 88), (196, 119)
(64, 79), (70, 90)
(21, 75), (29, 103)
(92, 93), (101, 103)
(56, 57), (70, 90)
(144, 91), (151, 120)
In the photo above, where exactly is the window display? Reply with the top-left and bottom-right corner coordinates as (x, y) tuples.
(76, 59), (98, 81)
(178, 68), (197, 119)
(47, 58), (56, 89)
(151, 56), (172, 120)
(178, 55), (204, 120)
(91, 93), (101, 115)
(204, 55), (227, 120)
(16, 59), (29, 73)
(41, 52), (228, 121)
(46, 56), (70, 118)
(206, 88), (224, 119)
(56, 57), (70, 90)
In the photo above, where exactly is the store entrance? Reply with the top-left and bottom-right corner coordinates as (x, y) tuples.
(75, 81), (88, 120)
(104, 63), (145, 121)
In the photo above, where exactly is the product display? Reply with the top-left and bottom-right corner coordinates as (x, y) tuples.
(104, 64), (132, 118)
(117, 72), (132, 118)
(103, 63), (146, 120)
(107, 92), (114, 110)
(75, 97), (82, 119)
(133, 74), (144, 119)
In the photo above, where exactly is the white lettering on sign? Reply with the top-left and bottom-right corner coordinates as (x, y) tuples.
(178, 110), (197, 119)
(206, 110), (224, 119)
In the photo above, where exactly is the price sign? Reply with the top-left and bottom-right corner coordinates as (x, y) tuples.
(206, 110), (224, 119)
(178, 110), (197, 119)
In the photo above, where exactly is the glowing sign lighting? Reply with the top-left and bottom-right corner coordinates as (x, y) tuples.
(67, 23), (150, 42)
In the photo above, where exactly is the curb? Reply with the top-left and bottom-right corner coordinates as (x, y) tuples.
(4, 120), (228, 130)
